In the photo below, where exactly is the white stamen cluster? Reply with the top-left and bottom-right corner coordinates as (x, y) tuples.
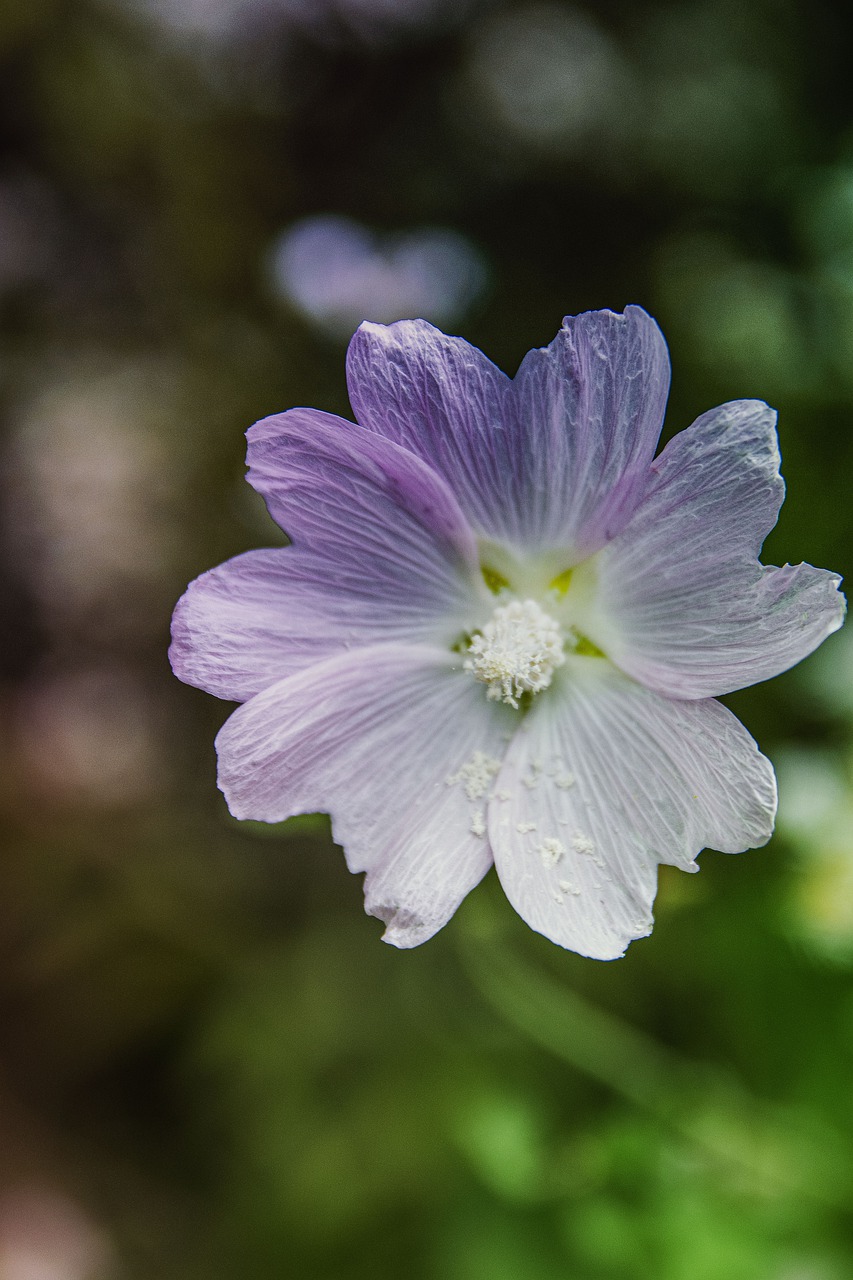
(464, 599), (565, 708)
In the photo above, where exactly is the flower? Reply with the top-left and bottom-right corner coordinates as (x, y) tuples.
(170, 307), (845, 959)
(268, 215), (487, 338)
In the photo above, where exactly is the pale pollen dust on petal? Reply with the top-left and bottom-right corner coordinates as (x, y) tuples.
(445, 749), (502, 801)
(539, 837), (565, 867)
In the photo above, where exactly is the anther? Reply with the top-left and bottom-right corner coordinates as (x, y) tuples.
(464, 599), (565, 708)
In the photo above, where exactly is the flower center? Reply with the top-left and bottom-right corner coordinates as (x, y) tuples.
(464, 598), (565, 708)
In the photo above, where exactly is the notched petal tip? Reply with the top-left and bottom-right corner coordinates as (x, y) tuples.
(828, 575), (847, 626)
(371, 901), (434, 950)
(564, 883), (656, 963)
(350, 315), (451, 349)
(562, 921), (648, 963)
(558, 303), (667, 346)
(518, 856), (661, 960)
(350, 317), (395, 346)
(560, 302), (651, 325)
(354, 316), (421, 333)
(739, 395), (776, 418)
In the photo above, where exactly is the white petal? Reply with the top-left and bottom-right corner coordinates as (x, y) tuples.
(216, 644), (517, 947)
(489, 659), (776, 959)
(592, 399), (845, 697)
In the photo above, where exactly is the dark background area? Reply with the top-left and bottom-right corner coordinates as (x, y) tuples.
(3, 1), (853, 1276)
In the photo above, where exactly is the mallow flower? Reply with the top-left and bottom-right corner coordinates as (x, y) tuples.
(170, 307), (845, 959)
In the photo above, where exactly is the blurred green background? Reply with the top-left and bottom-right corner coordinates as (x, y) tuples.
(3, 0), (853, 1276)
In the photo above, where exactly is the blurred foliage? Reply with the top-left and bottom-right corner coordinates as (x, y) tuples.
(2, 0), (853, 1276)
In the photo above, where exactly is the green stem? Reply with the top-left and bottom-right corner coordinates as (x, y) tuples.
(459, 926), (850, 1207)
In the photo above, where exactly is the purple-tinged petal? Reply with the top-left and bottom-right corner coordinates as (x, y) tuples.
(216, 644), (517, 947)
(346, 319), (515, 540)
(346, 308), (669, 556)
(246, 406), (480, 572)
(591, 400), (846, 698)
(170, 545), (476, 703)
(508, 306), (671, 554)
(489, 659), (776, 960)
(170, 408), (490, 702)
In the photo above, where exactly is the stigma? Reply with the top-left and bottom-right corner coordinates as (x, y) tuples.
(464, 599), (565, 708)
